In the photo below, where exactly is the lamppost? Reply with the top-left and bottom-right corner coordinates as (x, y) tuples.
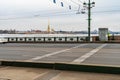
(83, 0), (95, 41)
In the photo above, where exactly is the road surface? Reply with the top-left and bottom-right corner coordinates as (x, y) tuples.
(0, 43), (120, 66)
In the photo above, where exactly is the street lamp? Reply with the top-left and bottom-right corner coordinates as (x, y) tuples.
(83, 0), (95, 41)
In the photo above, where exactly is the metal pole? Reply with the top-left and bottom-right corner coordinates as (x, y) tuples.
(88, 0), (91, 41)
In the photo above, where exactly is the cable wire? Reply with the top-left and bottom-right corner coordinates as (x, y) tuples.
(0, 9), (120, 20)
(70, 0), (81, 5)
(78, 0), (83, 4)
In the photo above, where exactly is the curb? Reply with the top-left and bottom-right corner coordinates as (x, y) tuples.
(0, 60), (120, 74)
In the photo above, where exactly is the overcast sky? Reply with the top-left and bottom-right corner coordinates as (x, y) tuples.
(0, 0), (120, 31)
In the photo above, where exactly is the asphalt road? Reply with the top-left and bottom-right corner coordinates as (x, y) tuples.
(0, 43), (120, 66)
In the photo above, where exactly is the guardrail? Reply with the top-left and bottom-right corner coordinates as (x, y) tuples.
(6, 37), (87, 43)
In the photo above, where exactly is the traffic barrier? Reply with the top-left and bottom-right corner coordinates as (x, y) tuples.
(66, 37), (77, 42)
(55, 63), (120, 74)
(78, 37), (86, 42)
(8, 38), (17, 42)
(6, 37), (91, 43)
(45, 37), (55, 42)
(17, 37), (26, 42)
(55, 37), (66, 42)
(35, 37), (44, 42)
(0, 61), (1, 65)
(1, 61), (54, 69)
(1, 60), (120, 74)
(26, 37), (34, 42)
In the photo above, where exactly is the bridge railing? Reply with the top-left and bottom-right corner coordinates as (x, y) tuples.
(6, 37), (87, 43)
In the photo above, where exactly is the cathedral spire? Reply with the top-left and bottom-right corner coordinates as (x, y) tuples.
(47, 18), (50, 33)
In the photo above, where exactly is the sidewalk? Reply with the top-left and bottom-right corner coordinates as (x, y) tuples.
(0, 66), (119, 80)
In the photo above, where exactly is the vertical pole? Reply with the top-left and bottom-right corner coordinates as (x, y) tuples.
(88, 0), (91, 41)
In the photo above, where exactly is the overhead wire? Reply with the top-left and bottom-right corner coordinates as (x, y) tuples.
(69, 0), (85, 14)
(93, 9), (120, 14)
(0, 0), (80, 20)
(0, 9), (120, 20)
(55, 0), (79, 11)
(0, 0), (120, 20)
(70, 0), (81, 5)
(0, 10), (77, 20)
(78, 0), (83, 4)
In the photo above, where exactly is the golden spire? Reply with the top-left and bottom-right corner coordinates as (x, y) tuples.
(47, 18), (50, 33)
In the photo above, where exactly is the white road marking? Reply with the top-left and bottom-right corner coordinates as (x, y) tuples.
(28, 44), (87, 61)
(72, 44), (107, 63)
(33, 72), (48, 80)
